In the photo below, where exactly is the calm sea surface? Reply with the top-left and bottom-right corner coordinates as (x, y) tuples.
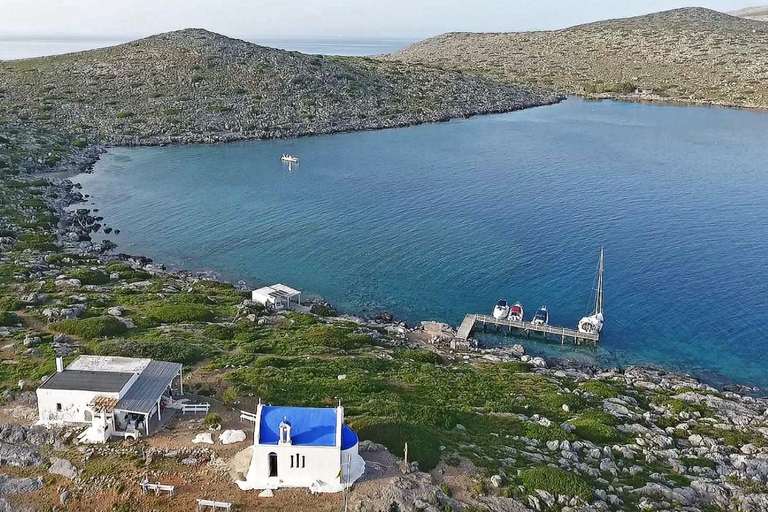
(72, 98), (768, 389)
(0, 37), (412, 60)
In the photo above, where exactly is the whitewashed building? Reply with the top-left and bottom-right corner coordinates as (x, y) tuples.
(237, 403), (365, 493)
(251, 284), (301, 310)
(36, 355), (182, 442)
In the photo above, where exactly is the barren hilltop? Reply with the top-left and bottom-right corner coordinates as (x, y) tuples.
(0, 28), (558, 147)
(730, 5), (768, 21)
(388, 7), (768, 108)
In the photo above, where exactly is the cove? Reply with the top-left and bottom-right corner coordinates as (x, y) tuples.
(73, 98), (768, 389)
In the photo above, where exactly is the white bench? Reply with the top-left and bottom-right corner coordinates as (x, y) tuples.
(140, 480), (175, 496)
(196, 499), (233, 511)
(183, 403), (211, 415)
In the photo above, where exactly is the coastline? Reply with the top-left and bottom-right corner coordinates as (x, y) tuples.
(48, 142), (765, 397)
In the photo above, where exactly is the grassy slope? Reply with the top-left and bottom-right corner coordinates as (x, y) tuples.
(387, 7), (768, 107)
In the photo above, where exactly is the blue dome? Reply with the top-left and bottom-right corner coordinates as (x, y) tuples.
(341, 425), (358, 450)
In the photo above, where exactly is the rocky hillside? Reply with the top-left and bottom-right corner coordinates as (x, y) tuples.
(730, 5), (768, 21)
(0, 29), (559, 146)
(387, 7), (768, 108)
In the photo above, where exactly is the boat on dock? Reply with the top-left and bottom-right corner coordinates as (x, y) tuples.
(509, 302), (524, 322)
(532, 306), (549, 326)
(454, 248), (604, 347)
(578, 247), (604, 335)
(492, 299), (510, 319)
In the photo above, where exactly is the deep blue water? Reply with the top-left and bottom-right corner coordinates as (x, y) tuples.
(73, 98), (768, 389)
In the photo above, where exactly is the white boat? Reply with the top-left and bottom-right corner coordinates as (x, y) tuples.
(579, 247), (605, 335)
(532, 305), (549, 326)
(281, 154), (299, 163)
(492, 299), (510, 319)
(508, 302), (524, 322)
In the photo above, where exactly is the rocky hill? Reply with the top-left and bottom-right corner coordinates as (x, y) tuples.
(730, 5), (768, 21)
(0, 29), (559, 147)
(387, 7), (768, 108)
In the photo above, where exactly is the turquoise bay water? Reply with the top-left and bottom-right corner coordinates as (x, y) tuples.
(74, 99), (768, 388)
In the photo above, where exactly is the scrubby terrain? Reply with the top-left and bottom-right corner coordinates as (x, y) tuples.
(0, 19), (768, 512)
(0, 28), (558, 147)
(730, 5), (768, 21)
(0, 170), (765, 510)
(388, 7), (768, 108)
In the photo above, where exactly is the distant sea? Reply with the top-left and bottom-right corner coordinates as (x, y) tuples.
(72, 98), (768, 391)
(0, 36), (414, 60)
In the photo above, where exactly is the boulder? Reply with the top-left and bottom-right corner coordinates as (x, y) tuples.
(48, 458), (78, 479)
(259, 489), (274, 498)
(192, 433), (214, 445)
(219, 430), (246, 445)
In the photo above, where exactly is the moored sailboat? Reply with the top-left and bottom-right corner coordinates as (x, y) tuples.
(578, 247), (605, 335)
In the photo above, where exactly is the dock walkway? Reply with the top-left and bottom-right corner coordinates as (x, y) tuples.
(455, 313), (600, 346)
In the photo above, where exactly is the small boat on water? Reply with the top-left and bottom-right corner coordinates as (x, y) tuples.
(281, 154), (299, 163)
(532, 305), (549, 326)
(508, 302), (524, 322)
(492, 299), (510, 319)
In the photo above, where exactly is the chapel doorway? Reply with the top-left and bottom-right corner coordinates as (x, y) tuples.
(269, 452), (278, 477)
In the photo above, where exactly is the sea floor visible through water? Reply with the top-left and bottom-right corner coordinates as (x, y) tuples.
(71, 98), (768, 389)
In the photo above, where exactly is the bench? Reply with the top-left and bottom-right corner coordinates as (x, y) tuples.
(183, 403), (211, 415)
(196, 499), (233, 511)
(140, 480), (175, 496)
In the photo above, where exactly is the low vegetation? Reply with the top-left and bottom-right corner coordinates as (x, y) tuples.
(389, 7), (768, 108)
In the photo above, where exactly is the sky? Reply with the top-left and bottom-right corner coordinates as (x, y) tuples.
(0, 0), (758, 39)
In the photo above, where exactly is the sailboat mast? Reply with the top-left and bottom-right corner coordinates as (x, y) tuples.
(595, 247), (604, 315)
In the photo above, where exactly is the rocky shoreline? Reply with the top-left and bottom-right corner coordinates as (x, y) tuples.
(0, 156), (767, 511)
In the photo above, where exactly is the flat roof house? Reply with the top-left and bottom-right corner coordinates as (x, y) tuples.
(37, 355), (182, 443)
(251, 284), (301, 310)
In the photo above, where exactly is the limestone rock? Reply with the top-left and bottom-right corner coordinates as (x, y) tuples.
(48, 458), (78, 479)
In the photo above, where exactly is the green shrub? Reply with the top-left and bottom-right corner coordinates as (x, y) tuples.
(517, 466), (592, 501)
(204, 413), (222, 427)
(104, 262), (151, 281)
(570, 408), (625, 444)
(222, 386), (239, 405)
(145, 304), (215, 323)
(95, 339), (206, 365)
(69, 268), (111, 285)
(0, 297), (22, 311)
(392, 348), (442, 365)
(349, 417), (442, 471)
(580, 380), (620, 398)
(115, 111), (134, 119)
(204, 324), (235, 340)
(0, 311), (18, 326)
(52, 316), (127, 338)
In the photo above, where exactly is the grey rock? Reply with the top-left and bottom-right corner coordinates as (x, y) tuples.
(49, 457), (78, 479)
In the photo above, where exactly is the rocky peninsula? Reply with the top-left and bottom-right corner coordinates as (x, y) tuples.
(0, 22), (767, 512)
(0, 28), (559, 148)
(387, 7), (768, 109)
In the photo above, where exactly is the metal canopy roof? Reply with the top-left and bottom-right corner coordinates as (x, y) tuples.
(39, 370), (133, 393)
(254, 284), (301, 301)
(115, 361), (181, 415)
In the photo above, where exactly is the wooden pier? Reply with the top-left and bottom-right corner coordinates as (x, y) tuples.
(455, 313), (600, 346)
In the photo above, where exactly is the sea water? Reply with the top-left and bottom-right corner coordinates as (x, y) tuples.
(73, 98), (768, 389)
